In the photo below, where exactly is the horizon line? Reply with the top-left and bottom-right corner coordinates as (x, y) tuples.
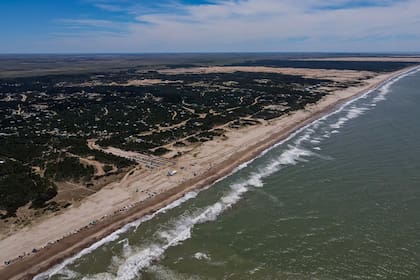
(1, 51), (420, 56)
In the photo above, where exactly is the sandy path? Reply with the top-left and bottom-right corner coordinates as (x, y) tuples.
(0, 66), (418, 280)
(78, 157), (106, 177)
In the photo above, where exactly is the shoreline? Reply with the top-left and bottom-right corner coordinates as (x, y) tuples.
(1, 66), (418, 280)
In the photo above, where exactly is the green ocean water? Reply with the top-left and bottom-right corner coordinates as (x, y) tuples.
(38, 68), (420, 280)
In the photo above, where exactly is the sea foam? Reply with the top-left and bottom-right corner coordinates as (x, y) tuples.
(85, 144), (314, 280)
(33, 191), (198, 280)
(34, 65), (420, 280)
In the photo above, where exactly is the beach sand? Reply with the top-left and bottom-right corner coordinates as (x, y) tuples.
(0, 66), (416, 280)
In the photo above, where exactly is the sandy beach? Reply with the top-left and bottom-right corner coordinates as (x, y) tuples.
(0, 66), (417, 280)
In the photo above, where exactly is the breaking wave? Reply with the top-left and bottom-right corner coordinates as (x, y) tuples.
(296, 66), (420, 144)
(82, 145), (314, 280)
(33, 192), (199, 280)
(34, 65), (420, 280)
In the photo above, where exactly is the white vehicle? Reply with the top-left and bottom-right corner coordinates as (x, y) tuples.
(167, 170), (177, 176)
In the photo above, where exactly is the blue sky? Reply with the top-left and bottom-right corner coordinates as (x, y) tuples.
(0, 0), (419, 53)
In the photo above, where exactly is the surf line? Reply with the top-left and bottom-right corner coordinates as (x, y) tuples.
(92, 66), (420, 279)
(64, 65), (420, 279)
(33, 65), (420, 280)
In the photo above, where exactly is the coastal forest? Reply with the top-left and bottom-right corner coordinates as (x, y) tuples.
(0, 57), (415, 220)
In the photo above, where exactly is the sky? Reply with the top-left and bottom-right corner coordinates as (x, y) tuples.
(0, 0), (419, 53)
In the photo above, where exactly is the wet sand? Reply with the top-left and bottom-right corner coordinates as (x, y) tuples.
(0, 66), (417, 280)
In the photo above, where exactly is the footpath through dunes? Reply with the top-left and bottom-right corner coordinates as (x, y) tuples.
(87, 139), (173, 168)
(1, 65), (419, 280)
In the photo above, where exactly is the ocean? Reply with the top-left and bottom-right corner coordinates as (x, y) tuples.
(37, 67), (420, 280)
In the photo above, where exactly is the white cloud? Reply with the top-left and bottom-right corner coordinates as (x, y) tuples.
(45, 0), (420, 52)
(94, 3), (125, 12)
